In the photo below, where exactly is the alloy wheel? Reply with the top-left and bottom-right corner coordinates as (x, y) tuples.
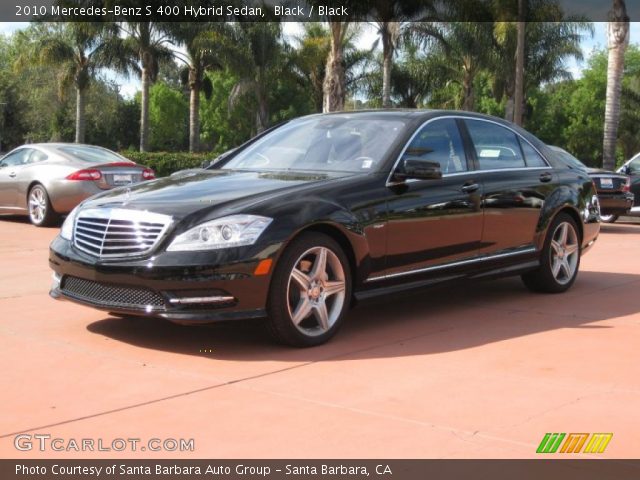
(29, 187), (47, 224)
(286, 246), (346, 336)
(549, 221), (579, 285)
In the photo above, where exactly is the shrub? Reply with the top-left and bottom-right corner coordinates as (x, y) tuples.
(119, 151), (217, 177)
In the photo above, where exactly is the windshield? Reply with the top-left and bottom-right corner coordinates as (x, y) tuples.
(57, 146), (128, 164)
(221, 116), (406, 173)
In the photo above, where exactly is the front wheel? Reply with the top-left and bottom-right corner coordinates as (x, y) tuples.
(522, 213), (581, 293)
(266, 233), (352, 347)
(599, 214), (618, 223)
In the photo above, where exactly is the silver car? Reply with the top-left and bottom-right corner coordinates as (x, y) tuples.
(0, 144), (155, 226)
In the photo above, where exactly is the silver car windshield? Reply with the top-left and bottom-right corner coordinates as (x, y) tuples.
(222, 116), (406, 173)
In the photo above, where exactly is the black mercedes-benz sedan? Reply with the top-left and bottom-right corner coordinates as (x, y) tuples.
(49, 111), (600, 347)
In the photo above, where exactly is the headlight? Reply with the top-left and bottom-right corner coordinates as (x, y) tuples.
(60, 206), (79, 240)
(167, 215), (273, 251)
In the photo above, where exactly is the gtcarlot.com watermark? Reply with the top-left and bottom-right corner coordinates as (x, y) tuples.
(14, 434), (195, 452)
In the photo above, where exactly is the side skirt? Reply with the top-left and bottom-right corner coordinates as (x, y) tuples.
(354, 259), (540, 302)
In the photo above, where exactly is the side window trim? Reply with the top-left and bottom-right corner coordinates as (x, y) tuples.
(387, 116), (551, 186)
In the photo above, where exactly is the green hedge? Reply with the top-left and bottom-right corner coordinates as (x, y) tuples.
(119, 151), (215, 178)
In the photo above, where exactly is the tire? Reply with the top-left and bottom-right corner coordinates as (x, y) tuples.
(599, 214), (618, 223)
(521, 213), (581, 293)
(266, 232), (352, 347)
(28, 184), (60, 227)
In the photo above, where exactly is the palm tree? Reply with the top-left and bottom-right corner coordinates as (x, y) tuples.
(603, 0), (630, 170)
(412, 21), (494, 111)
(323, 21), (350, 113)
(293, 23), (372, 112)
(19, 23), (127, 143)
(370, 1), (428, 108)
(492, 3), (591, 123)
(227, 22), (283, 133)
(293, 23), (331, 112)
(362, 39), (439, 108)
(119, 22), (173, 152)
(513, 0), (526, 126)
(170, 23), (227, 152)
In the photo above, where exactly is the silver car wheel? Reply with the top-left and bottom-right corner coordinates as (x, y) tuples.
(549, 221), (579, 285)
(286, 246), (346, 337)
(28, 186), (47, 224)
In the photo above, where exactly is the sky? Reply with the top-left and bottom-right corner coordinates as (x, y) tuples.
(2, 21), (640, 99)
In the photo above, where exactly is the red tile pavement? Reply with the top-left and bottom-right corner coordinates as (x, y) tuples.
(0, 215), (638, 458)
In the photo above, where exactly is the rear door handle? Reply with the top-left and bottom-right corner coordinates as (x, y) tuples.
(461, 182), (479, 193)
(8, 172), (16, 178)
(539, 172), (552, 183)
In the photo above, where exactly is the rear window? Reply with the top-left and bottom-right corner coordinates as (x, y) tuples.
(57, 146), (127, 164)
(553, 148), (587, 171)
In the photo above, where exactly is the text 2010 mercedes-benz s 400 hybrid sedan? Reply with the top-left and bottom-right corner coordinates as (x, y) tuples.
(49, 111), (600, 347)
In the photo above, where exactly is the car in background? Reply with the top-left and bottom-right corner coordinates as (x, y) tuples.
(550, 146), (633, 223)
(0, 144), (155, 226)
(49, 111), (600, 347)
(617, 153), (640, 219)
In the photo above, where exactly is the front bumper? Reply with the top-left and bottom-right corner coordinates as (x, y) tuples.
(49, 236), (275, 324)
(597, 192), (634, 216)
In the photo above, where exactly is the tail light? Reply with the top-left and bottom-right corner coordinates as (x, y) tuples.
(66, 169), (102, 181)
(142, 168), (155, 180)
(623, 177), (631, 192)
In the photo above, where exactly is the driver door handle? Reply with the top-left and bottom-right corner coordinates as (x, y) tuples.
(8, 172), (16, 178)
(461, 182), (479, 193)
(539, 172), (552, 183)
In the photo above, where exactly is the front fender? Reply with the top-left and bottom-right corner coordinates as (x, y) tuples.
(257, 198), (373, 285)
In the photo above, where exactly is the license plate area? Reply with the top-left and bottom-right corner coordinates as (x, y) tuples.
(599, 178), (613, 189)
(112, 174), (133, 185)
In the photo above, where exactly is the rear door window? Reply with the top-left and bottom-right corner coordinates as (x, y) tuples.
(464, 120), (526, 170)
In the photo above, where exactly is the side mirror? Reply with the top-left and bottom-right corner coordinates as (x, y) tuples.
(200, 159), (213, 169)
(621, 165), (631, 175)
(394, 158), (442, 181)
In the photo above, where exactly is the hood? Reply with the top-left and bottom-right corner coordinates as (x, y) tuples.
(80, 169), (349, 219)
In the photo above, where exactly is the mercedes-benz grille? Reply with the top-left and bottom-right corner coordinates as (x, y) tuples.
(73, 208), (172, 258)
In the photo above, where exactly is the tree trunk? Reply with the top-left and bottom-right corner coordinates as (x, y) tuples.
(603, 0), (630, 170)
(189, 83), (200, 153)
(462, 68), (474, 111)
(323, 23), (346, 113)
(513, 1), (526, 126)
(504, 95), (515, 122)
(256, 87), (268, 134)
(382, 25), (393, 108)
(139, 66), (150, 152)
(75, 87), (86, 143)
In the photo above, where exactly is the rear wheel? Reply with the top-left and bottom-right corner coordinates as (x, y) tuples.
(522, 213), (580, 293)
(28, 184), (60, 227)
(266, 233), (351, 347)
(599, 214), (618, 223)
